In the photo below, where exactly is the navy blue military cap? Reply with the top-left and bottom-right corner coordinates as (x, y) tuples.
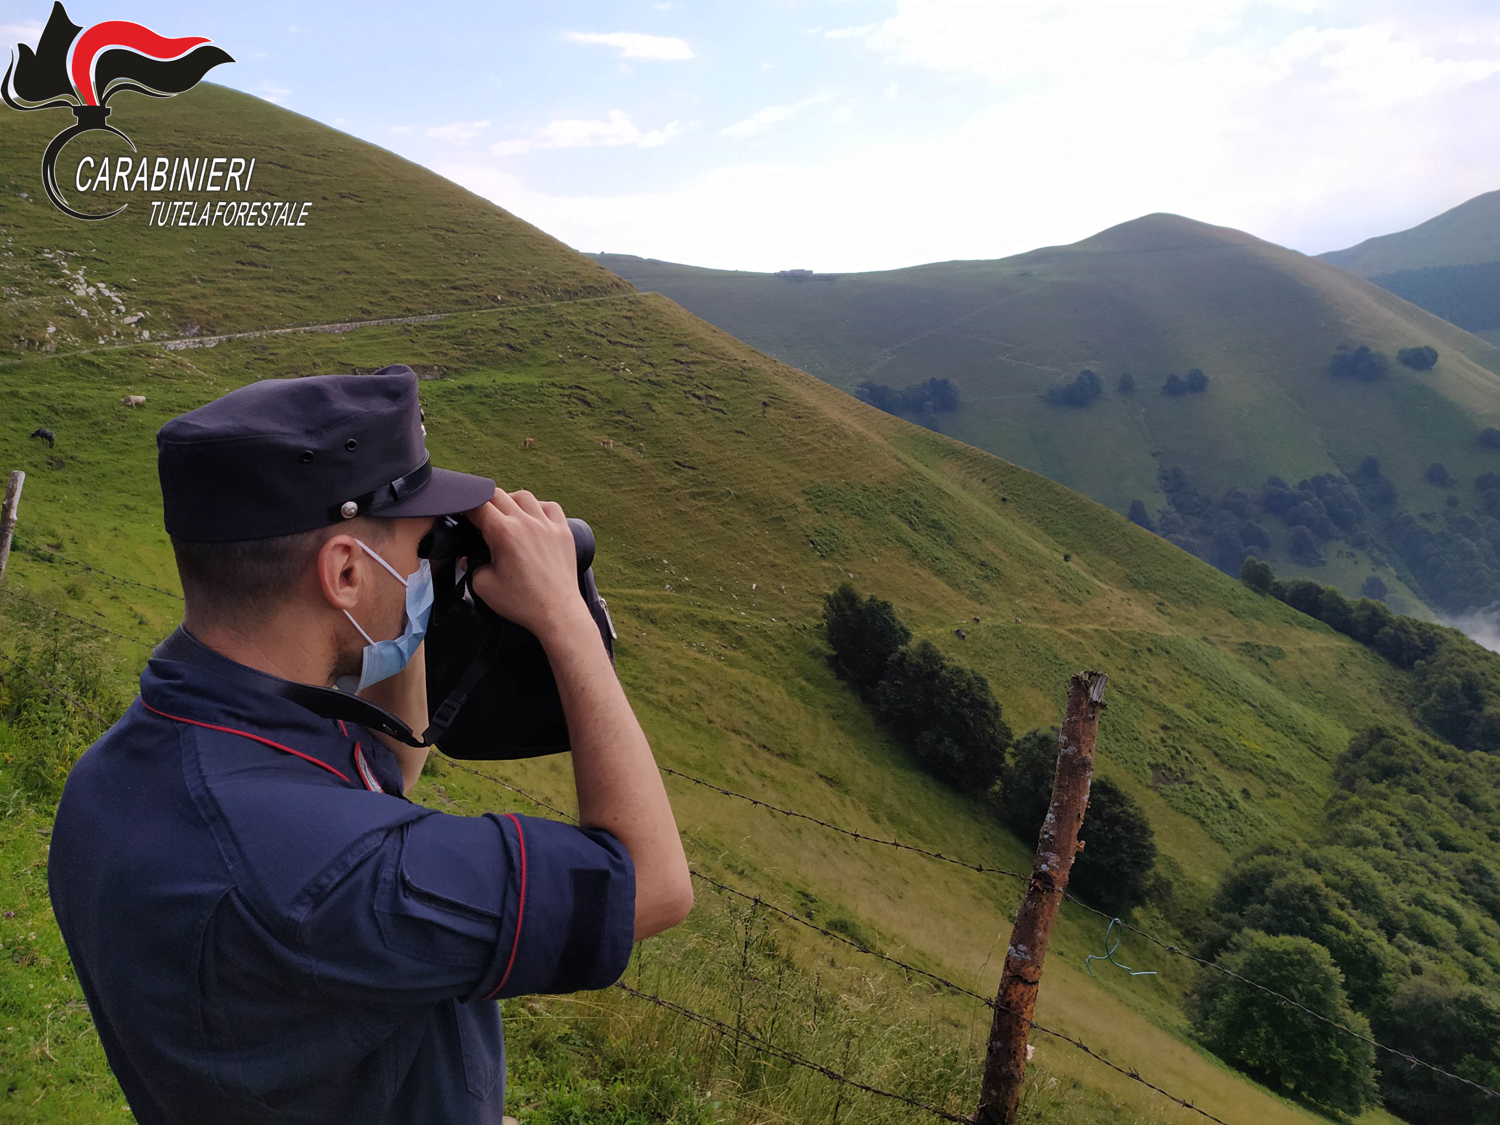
(157, 365), (496, 542)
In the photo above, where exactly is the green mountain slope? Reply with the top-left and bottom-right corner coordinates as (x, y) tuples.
(1320, 190), (1500, 346)
(594, 219), (1500, 618)
(0, 87), (1461, 1125)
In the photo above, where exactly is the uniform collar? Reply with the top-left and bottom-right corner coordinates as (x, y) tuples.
(143, 625), (406, 795)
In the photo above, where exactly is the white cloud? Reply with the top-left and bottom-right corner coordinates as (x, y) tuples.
(0, 21), (43, 45)
(560, 31), (693, 60)
(435, 2), (1500, 272)
(492, 111), (684, 156)
(425, 120), (491, 143)
(720, 95), (829, 140)
(824, 24), (878, 40)
(259, 83), (291, 105)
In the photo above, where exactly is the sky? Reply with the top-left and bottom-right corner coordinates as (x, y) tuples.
(6, 0), (1500, 272)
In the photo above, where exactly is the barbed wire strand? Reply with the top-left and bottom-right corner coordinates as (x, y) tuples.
(1070, 901), (1500, 1101)
(689, 870), (1233, 1125)
(614, 981), (975, 1124)
(0, 649), (112, 729)
(12, 538), (185, 602)
(658, 765), (1032, 880)
(1, 588), (158, 649)
(655, 763), (1500, 1102)
(433, 757), (1235, 1124)
(4, 628), (1484, 1108)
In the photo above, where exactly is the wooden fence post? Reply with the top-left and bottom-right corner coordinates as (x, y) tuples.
(974, 669), (1108, 1125)
(0, 471), (24, 585)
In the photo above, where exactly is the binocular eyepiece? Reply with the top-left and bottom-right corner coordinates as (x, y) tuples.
(417, 513), (597, 574)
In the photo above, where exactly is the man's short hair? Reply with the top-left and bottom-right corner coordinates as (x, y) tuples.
(172, 516), (394, 626)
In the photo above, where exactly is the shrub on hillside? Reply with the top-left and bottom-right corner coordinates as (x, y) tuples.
(821, 582), (911, 695)
(1185, 368), (1209, 392)
(1127, 499), (1157, 533)
(1426, 462), (1452, 486)
(1240, 556), (1275, 595)
(996, 729), (1157, 914)
(1330, 344), (1390, 381)
(1397, 345), (1439, 371)
(1377, 973), (1500, 1125)
(1044, 369), (1103, 407)
(1162, 372), (1187, 395)
(1482, 427), (1500, 450)
(875, 640), (1012, 792)
(855, 377), (960, 416)
(1069, 778), (1157, 914)
(855, 380), (898, 412)
(1117, 372), (1135, 393)
(1361, 574), (1388, 602)
(1189, 931), (1378, 1117)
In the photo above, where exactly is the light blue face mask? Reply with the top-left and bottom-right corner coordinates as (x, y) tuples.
(342, 538), (434, 693)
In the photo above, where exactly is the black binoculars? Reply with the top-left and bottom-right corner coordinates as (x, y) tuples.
(416, 513), (618, 760)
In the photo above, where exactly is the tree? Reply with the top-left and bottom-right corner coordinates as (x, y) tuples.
(1397, 345), (1439, 371)
(1376, 974), (1500, 1125)
(1128, 499), (1157, 534)
(875, 640), (1012, 792)
(925, 377), (960, 411)
(821, 582), (911, 695)
(1189, 931), (1378, 1117)
(1185, 368), (1209, 392)
(1482, 428), (1500, 451)
(855, 380), (898, 413)
(1426, 462), (1452, 486)
(1162, 372), (1188, 395)
(996, 728), (1058, 845)
(1288, 525), (1324, 566)
(1329, 344), (1390, 381)
(1117, 371), (1135, 394)
(1240, 555), (1275, 595)
(899, 382), (934, 413)
(1360, 575), (1388, 602)
(1070, 778), (1157, 914)
(1045, 370), (1103, 407)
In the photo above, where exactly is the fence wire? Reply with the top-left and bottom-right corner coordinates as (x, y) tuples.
(4, 594), (1495, 1111)
(12, 538), (185, 601)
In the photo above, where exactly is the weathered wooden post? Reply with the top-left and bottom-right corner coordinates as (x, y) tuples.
(0, 471), (24, 585)
(974, 669), (1108, 1125)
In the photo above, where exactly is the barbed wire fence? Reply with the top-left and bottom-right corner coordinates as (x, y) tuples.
(3, 547), (1497, 1121)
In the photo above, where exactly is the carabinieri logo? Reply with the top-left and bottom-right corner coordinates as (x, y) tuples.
(3, 2), (232, 221)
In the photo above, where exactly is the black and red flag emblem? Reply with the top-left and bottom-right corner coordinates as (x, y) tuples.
(3, 2), (233, 219)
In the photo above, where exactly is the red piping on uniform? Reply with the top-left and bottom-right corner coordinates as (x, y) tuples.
(487, 813), (527, 998)
(142, 701), (353, 784)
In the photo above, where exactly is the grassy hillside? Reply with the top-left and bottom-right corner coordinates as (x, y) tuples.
(594, 220), (1500, 617)
(0, 86), (1463, 1125)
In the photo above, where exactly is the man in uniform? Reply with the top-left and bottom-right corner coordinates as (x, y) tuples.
(47, 366), (693, 1124)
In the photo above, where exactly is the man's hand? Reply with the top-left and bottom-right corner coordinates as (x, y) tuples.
(465, 488), (589, 636)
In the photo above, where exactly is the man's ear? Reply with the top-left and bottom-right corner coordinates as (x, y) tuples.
(317, 534), (364, 611)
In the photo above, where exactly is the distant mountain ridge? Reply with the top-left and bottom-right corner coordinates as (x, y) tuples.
(1320, 189), (1500, 342)
(595, 214), (1500, 617)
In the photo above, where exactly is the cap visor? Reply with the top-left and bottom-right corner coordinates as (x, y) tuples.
(378, 466), (496, 519)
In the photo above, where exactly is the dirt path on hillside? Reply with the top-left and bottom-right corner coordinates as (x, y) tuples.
(0, 291), (637, 367)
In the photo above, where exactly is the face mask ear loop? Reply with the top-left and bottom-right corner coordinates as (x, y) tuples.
(343, 608), (376, 647)
(352, 537), (409, 586)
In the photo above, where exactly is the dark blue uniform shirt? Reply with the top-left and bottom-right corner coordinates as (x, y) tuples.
(48, 626), (636, 1124)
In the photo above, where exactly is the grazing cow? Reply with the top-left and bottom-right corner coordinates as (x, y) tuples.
(521, 437), (535, 449)
(637, 442), (645, 450)
(599, 439), (614, 449)
(972, 616), (981, 623)
(120, 395), (146, 408)
(955, 628), (967, 640)
(30, 427), (54, 448)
